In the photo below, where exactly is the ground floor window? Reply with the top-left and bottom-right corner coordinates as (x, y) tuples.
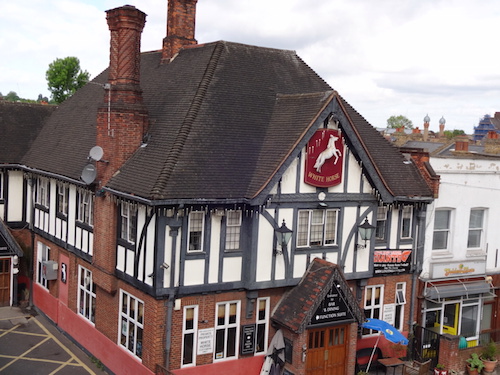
(182, 305), (198, 367)
(119, 290), (144, 359)
(362, 285), (384, 336)
(36, 242), (50, 289)
(77, 265), (95, 324)
(423, 296), (486, 346)
(255, 297), (269, 354)
(215, 301), (240, 360)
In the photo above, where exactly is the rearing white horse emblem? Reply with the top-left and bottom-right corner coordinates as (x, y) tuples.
(314, 134), (342, 173)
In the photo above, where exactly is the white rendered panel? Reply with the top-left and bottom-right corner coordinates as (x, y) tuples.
(126, 249), (135, 275)
(222, 257), (242, 282)
(184, 259), (205, 286)
(117, 245), (125, 272)
(7, 171), (24, 222)
(256, 211), (275, 282)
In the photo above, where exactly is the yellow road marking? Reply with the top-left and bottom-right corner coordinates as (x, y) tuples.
(32, 316), (97, 375)
(0, 336), (50, 372)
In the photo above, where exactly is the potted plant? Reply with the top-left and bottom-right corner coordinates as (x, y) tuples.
(434, 363), (448, 375)
(481, 340), (498, 372)
(466, 353), (484, 375)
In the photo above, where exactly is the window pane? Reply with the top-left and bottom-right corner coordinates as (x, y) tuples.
(325, 210), (336, 244)
(189, 212), (203, 251)
(469, 210), (484, 228)
(435, 210), (450, 230)
(433, 231), (448, 249)
(297, 211), (309, 246)
(183, 333), (194, 365)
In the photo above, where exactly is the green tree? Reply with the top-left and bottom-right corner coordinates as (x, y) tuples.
(387, 115), (414, 129)
(46, 57), (90, 104)
(4, 91), (20, 101)
(444, 129), (465, 139)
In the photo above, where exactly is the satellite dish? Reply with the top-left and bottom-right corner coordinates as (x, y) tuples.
(81, 164), (97, 184)
(89, 146), (104, 161)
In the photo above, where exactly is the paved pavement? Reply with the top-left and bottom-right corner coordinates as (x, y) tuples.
(0, 306), (109, 375)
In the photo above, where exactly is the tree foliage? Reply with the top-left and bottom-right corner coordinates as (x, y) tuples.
(444, 129), (465, 139)
(387, 115), (414, 129)
(4, 91), (20, 101)
(46, 57), (90, 104)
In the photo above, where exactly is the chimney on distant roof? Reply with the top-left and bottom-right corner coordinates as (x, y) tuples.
(162, 0), (198, 62)
(455, 135), (469, 152)
(423, 114), (430, 142)
(439, 116), (446, 138)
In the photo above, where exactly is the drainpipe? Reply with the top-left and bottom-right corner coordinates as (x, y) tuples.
(165, 295), (174, 370)
(409, 208), (427, 357)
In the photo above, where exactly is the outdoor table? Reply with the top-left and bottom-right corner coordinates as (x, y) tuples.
(378, 357), (405, 374)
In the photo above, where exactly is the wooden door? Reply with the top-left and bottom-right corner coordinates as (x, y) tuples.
(0, 258), (10, 307)
(306, 325), (347, 375)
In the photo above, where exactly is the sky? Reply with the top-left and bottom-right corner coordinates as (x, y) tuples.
(2, 0), (500, 134)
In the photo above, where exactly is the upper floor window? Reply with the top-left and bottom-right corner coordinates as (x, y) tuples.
(468, 208), (485, 248)
(376, 206), (388, 241)
(362, 285), (383, 336)
(225, 210), (242, 251)
(215, 301), (240, 361)
(120, 202), (137, 244)
(77, 190), (93, 227)
(36, 177), (49, 207)
(119, 290), (144, 359)
(400, 206), (413, 239)
(297, 209), (338, 247)
(56, 182), (69, 217)
(78, 265), (96, 324)
(188, 211), (204, 252)
(432, 209), (451, 250)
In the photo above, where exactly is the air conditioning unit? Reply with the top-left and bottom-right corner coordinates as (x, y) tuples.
(42, 261), (58, 280)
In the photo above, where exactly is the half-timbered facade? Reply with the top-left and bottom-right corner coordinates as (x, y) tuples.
(1, 2), (435, 375)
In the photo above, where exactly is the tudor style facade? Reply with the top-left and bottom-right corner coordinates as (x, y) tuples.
(0, 2), (435, 375)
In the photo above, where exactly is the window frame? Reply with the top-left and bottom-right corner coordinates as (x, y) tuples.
(214, 301), (240, 361)
(362, 285), (384, 337)
(0, 171), (4, 201)
(77, 190), (94, 227)
(394, 282), (406, 331)
(296, 209), (338, 247)
(432, 209), (452, 251)
(225, 210), (242, 251)
(36, 177), (49, 208)
(56, 181), (69, 217)
(77, 265), (96, 324)
(400, 206), (413, 239)
(182, 305), (198, 367)
(255, 297), (270, 354)
(467, 208), (485, 249)
(118, 290), (144, 359)
(188, 211), (205, 253)
(120, 201), (137, 244)
(375, 205), (388, 241)
(36, 241), (50, 289)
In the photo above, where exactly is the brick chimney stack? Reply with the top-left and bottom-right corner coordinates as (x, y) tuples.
(162, 0), (198, 62)
(93, 5), (149, 296)
(97, 5), (148, 186)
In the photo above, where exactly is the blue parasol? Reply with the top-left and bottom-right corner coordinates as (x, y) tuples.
(362, 318), (408, 345)
(360, 319), (408, 373)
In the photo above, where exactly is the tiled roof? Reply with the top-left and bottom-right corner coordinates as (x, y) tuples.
(0, 101), (56, 164)
(20, 41), (433, 202)
(271, 258), (363, 333)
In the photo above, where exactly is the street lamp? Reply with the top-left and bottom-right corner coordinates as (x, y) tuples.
(274, 219), (293, 256)
(357, 218), (375, 249)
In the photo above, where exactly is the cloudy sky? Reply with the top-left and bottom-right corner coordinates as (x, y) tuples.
(2, 0), (499, 133)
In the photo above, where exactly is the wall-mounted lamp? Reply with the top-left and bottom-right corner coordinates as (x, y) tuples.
(274, 219), (293, 256)
(357, 218), (375, 249)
